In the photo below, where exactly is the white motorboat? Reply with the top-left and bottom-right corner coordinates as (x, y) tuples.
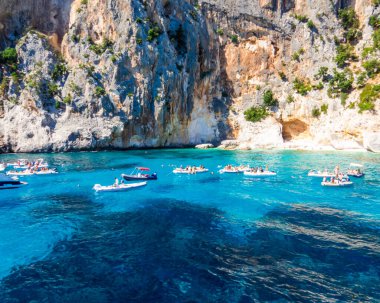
(307, 170), (335, 178)
(6, 168), (57, 176)
(346, 163), (365, 178)
(321, 180), (353, 187)
(244, 170), (277, 177)
(0, 163), (5, 172)
(93, 181), (147, 192)
(0, 174), (28, 190)
(173, 167), (209, 174)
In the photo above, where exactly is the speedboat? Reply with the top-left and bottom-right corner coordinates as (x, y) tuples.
(173, 166), (209, 174)
(122, 167), (157, 181)
(346, 163), (365, 178)
(93, 181), (147, 192)
(244, 170), (277, 177)
(307, 170), (334, 178)
(0, 174), (28, 189)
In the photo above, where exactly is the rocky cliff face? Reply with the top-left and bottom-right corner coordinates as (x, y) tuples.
(0, 0), (379, 152)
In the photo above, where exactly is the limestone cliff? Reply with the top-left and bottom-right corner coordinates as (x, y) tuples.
(0, 0), (379, 152)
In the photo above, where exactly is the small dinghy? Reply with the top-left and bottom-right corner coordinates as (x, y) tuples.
(346, 163), (365, 178)
(122, 167), (157, 181)
(93, 181), (147, 192)
(173, 166), (209, 174)
(307, 170), (334, 178)
(244, 170), (277, 177)
(321, 180), (353, 187)
(0, 174), (28, 190)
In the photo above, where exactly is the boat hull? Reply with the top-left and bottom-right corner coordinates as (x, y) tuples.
(321, 182), (353, 187)
(122, 174), (157, 181)
(0, 181), (28, 190)
(93, 181), (147, 192)
(347, 173), (364, 178)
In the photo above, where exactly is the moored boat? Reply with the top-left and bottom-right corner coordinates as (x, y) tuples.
(0, 174), (28, 190)
(122, 167), (157, 181)
(0, 163), (5, 172)
(346, 163), (365, 178)
(321, 180), (353, 187)
(93, 181), (147, 192)
(173, 166), (209, 174)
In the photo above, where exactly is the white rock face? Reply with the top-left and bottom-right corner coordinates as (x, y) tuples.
(236, 117), (284, 149)
(363, 132), (380, 153)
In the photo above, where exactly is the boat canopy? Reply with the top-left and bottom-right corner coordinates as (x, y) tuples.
(137, 167), (150, 171)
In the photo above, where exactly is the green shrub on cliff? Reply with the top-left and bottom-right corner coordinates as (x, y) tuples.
(294, 15), (308, 23)
(373, 29), (380, 49)
(312, 107), (321, 118)
(147, 26), (162, 42)
(363, 59), (380, 78)
(307, 20), (316, 30)
(314, 66), (329, 82)
(358, 84), (380, 112)
(263, 90), (279, 107)
(328, 68), (353, 97)
(95, 86), (106, 97)
(338, 8), (360, 43)
(369, 15), (380, 29)
(0, 47), (17, 65)
(321, 104), (328, 114)
(293, 78), (312, 96)
(0, 77), (10, 97)
(51, 63), (68, 81)
(335, 43), (356, 68)
(244, 106), (268, 123)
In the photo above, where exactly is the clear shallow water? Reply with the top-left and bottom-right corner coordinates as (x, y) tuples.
(0, 149), (379, 302)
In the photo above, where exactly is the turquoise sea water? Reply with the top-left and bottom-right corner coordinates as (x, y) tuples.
(0, 149), (379, 302)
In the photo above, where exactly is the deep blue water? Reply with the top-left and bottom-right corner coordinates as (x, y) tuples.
(0, 149), (379, 302)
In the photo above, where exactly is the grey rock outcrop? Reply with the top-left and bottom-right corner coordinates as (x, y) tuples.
(0, 0), (379, 152)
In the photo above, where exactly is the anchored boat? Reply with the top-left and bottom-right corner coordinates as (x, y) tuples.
(321, 180), (353, 187)
(122, 167), (157, 181)
(93, 181), (147, 192)
(346, 163), (365, 178)
(0, 174), (28, 190)
(173, 166), (209, 174)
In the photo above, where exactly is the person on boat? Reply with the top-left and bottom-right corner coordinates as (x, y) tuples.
(114, 177), (119, 187)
